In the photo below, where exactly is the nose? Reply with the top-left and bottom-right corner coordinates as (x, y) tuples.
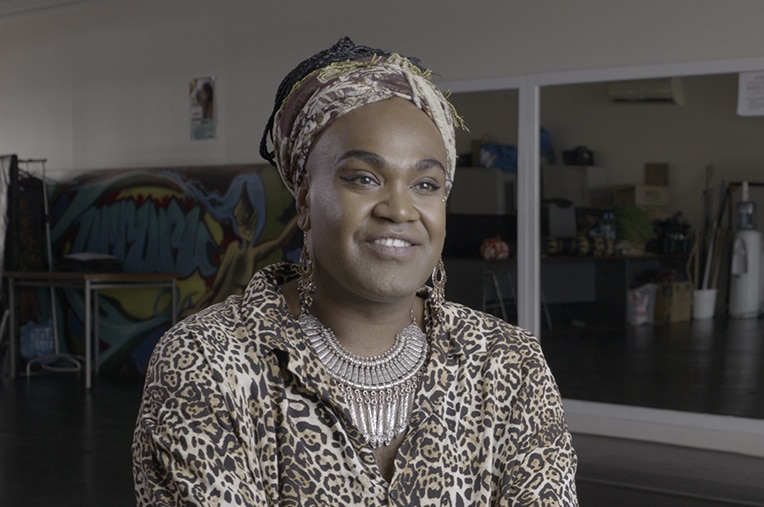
(373, 183), (419, 223)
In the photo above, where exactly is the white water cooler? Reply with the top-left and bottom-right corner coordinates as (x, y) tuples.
(729, 182), (762, 318)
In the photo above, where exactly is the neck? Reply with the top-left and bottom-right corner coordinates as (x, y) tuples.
(309, 295), (423, 358)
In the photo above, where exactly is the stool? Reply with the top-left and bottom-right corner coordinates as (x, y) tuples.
(483, 269), (552, 329)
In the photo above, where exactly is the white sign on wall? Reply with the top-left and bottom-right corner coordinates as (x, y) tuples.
(737, 71), (764, 116)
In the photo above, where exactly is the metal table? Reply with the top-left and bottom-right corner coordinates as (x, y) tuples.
(4, 271), (179, 389)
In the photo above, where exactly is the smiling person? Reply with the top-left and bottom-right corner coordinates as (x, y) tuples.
(132, 37), (578, 506)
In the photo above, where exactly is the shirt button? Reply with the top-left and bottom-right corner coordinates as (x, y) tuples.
(389, 490), (398, 501)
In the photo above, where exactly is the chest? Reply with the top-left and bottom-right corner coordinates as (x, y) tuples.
(373, 434), (406, 483)
(239, 368), (503, 507)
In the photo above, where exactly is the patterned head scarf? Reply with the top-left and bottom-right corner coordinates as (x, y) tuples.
(260, 38), (463, 197)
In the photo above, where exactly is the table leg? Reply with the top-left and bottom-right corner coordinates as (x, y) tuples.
(8, 278), (16, 378)
(85, 279), (91, 390)
(94, 289), (100, 375)
(171, 278), (178, 324)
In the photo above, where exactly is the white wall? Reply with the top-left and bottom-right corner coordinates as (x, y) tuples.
(450, 75), (764, 231)
(451, 89), (519, 156)
(2, 0), (764, 174)
(543, 75), (764, 230)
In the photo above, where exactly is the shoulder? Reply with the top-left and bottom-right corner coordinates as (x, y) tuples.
(441, 301), (543, 359)
(149, 263), (295, 374)
(144, 297), (248, 389)
(436, 303), (569, 437)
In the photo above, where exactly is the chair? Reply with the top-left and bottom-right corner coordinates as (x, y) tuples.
(483, 268), (553, 329)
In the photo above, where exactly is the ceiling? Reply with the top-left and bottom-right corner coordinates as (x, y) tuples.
(0, 0), (89, 17)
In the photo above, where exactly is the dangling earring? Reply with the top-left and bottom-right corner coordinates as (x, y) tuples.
(431, 258), (447, 322)
(298, 232), (315, 314)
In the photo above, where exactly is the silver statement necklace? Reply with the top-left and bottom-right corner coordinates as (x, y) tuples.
(299, 311), (428, 448)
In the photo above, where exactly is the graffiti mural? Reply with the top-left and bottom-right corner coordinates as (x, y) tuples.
(49, 164), (299, 377)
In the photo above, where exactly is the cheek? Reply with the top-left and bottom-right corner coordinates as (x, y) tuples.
(424, 206), (447, 241)
(309, 191), (362, 244)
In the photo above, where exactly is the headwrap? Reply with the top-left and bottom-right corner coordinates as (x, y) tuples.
(270, 53), (462, 197)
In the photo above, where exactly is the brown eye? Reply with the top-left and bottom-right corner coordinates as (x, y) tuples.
(340, 174), (379, 187)
(413, 179), (442, 192)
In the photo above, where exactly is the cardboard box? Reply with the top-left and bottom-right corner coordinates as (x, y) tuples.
(654, 281), (693, 324)
(612, 184), (670, 209)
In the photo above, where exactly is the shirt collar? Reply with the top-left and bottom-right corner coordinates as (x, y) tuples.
(240, 262), (466, 361)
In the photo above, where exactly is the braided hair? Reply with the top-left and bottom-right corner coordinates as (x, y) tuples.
(258, 36), (425, 167)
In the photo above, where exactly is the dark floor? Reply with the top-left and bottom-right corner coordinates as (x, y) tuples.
(574, 434), (764, 506)
(1, 316), (764, 506)
(0, 375), (141, 507)
(541, 315), (764, 420)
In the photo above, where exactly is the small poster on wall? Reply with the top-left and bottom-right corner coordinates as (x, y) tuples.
(737, 71), (764, 116)
(190, 76), (216, 139)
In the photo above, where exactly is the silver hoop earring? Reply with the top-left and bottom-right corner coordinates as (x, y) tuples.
(431, 258), (447, 322)
(298, 233), (315, 314)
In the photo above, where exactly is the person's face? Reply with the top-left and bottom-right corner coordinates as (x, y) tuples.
(298, 97), (448, 307)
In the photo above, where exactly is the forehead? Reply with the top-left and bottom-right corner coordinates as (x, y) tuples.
(309, 98), (447, 164)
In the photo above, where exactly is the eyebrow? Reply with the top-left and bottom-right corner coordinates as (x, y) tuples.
(336, 149), (446, 173)
(336, 150), (385, 168)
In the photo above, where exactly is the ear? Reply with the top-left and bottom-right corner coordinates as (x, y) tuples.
(295, 181), (311, 232)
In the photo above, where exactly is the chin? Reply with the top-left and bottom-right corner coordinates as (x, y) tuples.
(367, 271), (430, 300)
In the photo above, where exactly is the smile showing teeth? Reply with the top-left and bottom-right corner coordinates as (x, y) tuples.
(374, 238), (412, 248)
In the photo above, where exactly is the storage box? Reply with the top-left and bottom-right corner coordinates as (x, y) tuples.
(542, 165), (610, 207)
(654, 281), (693, 324)
(612, 184), (669, 209)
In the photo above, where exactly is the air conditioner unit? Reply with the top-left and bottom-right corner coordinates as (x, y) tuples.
(608, 77), (684, 105)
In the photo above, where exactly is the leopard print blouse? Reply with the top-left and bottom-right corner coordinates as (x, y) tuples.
(132, 262), (578, 506)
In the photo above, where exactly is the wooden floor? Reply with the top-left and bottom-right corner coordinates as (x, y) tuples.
(541, 315), (764, 420)
(1, 315), (763, 506)
(542, 315), (764, 505)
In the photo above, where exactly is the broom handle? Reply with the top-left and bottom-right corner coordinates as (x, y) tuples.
(701, 223), (716, 290)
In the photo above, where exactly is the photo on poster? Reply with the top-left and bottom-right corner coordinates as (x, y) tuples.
(190, 76), (216, 140)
